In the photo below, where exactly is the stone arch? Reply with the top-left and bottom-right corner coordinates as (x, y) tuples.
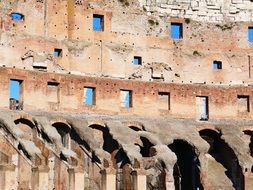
(243, 130), (253, 157)
(88, 124), (133, 190)
(88, 124), (118, 154)
(126, 121), (145, 131)
(199, 129), (244, 190)
(14, 117), (37, 141)
(52, 122), (71, 148)
(168, 139), (203, 190)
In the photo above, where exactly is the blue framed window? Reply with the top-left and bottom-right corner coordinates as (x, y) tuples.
(171, 23), (183, 40)
(93, 14), (104, 31)
(54, 48), (62, 57)
(213, 61), (222, 70)
(10, 80), (21, 101)
(10, 12), (24, 21)
(248, 27), (253, 42)
(133, 56), (142, 65)
(84, 87), (95, 105)
(120, 90), (132, 108)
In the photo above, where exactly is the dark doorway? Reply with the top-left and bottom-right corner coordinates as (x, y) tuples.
(168, 139), (203, 190)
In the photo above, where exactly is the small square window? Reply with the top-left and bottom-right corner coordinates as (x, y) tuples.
(248, 27), (253, 42)
(213, 61), (222, 70)
(93, 14), (104, 31)
(171, 23), (183, 40)
(120, 90), (132, 108)
(133, 56), (142, 65)
(54, 48), (62, 57)
(84, 87), (95, 106)
(10, 12), (24, 21)
(237, 95), (250, 113)
(158, 92), (170, 110)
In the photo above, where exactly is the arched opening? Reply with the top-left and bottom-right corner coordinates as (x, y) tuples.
(52, 122), (71, 149)
(168, 139), (203, 190)
(129, 126), (142, 131)
(243, 130), (253, 157)
(200, 129), (244, 190)
(89, 124), (119, 154)
(14, 118), (36, 141)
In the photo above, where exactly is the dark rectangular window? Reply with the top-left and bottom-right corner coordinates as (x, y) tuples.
(83, 87), (95, 105)
(133, 56), (142, 65)
(93, 14), (104, 31)
(171, 23), (183, 39)
(213, 60), (222, 70)
(54, 48), (62, 57)
(248, 27), (253, 42)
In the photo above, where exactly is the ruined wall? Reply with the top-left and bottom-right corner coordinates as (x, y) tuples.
(1, 67), (253, 121)
(0, 0), (253, 85)
(140, 0), (253, 22)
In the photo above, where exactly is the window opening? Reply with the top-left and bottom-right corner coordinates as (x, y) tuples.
(237, 95), (250, 113)
(9, 79), (23, 110)
(171, 23), (183, 39)
(93, 14), (104, 31)
(213, 61), (222, 70)
(248, 27), (253, 42)
(11, 12), (24, 21)
(158, 92), (170, 110)
(120, 90), (132, 108)
(196, 96), (208, 121)
(54, 48), (62, 57)
(83, 87), (95, 105)
(133, 56), (142, 65)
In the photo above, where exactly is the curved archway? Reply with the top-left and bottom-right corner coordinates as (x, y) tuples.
(168, 139), (203, 190)
(199, 129), (244, 190)
(14, 118), (37, 141)
(243, 130), (253, 157)
(52, 122), (71, 148)
(89, 124), (133, 190)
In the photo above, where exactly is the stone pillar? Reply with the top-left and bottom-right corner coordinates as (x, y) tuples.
(31, 166), (49, 190)
(131, 171), (138, 190)
(38, 167), (49, 190)
(166, 171), (176, 190)
(101, 169), (107, 190)
(130, 169), (147, 190)
(0, 165), (16, 190)
(31, 167), (39, 190)
(137, 174), (147, 190)
(68, 168), (75, 190)
(67, 168), (84, 190)
(244, 171), (253, 190)
(74, 171), (84, 190)
(101, 169), (116, 190)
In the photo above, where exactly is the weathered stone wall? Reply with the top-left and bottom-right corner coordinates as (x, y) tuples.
(1, 67), (253, 121)
(0, 0), (253, 85)
(140, 0), (253, 22)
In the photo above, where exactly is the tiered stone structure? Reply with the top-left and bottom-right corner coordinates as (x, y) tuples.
(0, 0), (253, 190)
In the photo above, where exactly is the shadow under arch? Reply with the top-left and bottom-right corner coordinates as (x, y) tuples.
(243, 130), (253, 157)
(52, 122), (71, 148)
(199, 129), (244, 190)
(14, 117), (38, 141)
(168, 139), (203, 190)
